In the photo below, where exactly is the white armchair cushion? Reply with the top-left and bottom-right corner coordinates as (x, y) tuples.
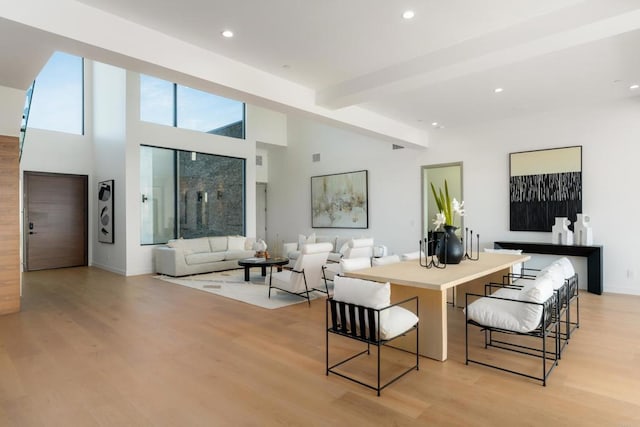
(340, 257), (372, 273)
(554, 257), (576, 278)
(298, 233), (316, 249)
(349, 238), (374, 248)
(466, 274), (554, 333)
(400, 251), (424, 261)
(540, 263), (567, 290)
(372, 255), (401, 266)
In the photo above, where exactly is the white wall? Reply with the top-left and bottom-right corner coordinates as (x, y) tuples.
(267, 100), (640, 295)
(92, 62), (127, 274)
(0, 85), (25, 137)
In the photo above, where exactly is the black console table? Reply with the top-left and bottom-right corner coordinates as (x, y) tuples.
(494, 241), (603, 295)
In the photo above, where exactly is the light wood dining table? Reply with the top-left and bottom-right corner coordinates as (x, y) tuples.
(345, 252), (530, 361)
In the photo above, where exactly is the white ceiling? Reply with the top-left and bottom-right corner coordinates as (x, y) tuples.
(1, 0), (640, 140)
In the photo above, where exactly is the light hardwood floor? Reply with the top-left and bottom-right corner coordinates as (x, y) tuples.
(1, 267), (639, 426)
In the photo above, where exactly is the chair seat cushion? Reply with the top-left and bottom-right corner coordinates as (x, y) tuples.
(382, 306), (419, 340)
(466, 274), (554, 333)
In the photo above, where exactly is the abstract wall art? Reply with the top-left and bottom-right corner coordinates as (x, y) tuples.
(98, 179), (114, 243)
(509, 146), (582, 232)
(311, 170), (368, 229)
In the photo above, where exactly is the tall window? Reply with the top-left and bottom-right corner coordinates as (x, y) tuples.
(27, 52), (84, 135)
(140, 74), (245, 139)
(140, 145), (246, 244)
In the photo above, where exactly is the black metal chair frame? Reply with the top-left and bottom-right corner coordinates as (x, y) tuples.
(326, 296), (419, 396)
(505, 268), (580, 344)
(319, 265), (333, 296)
(465, 286), (560, 386)
(267, 267), (312, 305)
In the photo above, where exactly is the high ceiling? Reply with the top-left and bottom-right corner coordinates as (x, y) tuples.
(1, 0), (640, 144)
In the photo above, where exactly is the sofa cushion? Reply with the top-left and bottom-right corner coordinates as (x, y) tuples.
(209, 236), (228, 252)
(227, 236), (246, 251)
(185, 252), (226, 265)
(224, 250), (254, 260)
(168, 237), (211, 254)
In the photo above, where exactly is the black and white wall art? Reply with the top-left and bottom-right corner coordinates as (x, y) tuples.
(509, 146), (582, 232)
(98, 179), (114, 243)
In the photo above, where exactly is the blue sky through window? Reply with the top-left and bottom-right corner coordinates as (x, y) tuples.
(140, 74), (244, 137)
(27, 52), (83, 135)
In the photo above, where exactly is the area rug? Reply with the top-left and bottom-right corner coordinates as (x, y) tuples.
(155, 269), (324, 309)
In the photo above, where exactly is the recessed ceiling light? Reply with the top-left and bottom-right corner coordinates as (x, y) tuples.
(431, 122), (439, 127)
(630, 84), (639, 90)
(494, 87), (504, 93)
(402, 10), (415, 20)
(221, 30), (234, 38)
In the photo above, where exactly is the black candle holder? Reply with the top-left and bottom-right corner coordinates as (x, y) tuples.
(419, 234), (447, 269)
(462, 227), (480, 261)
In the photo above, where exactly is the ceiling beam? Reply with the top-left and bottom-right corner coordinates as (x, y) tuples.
(316, 0), (640, 109)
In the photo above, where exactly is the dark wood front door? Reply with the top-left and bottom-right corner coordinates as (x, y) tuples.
(24, 172), (88, 271)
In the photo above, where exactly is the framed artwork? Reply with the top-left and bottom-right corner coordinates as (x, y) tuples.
(98, 179), (114, 243)
(311, 170), (368, 229)
(509, 146), (582, 231)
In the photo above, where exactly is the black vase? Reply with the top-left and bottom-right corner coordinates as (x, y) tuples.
(436, 225), (464, 264)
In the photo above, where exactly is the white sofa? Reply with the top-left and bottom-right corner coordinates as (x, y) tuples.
(154, 235), (255, 276)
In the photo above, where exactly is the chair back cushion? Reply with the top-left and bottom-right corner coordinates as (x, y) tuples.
(297, 233), (316, 249)
(554, 257), (575, 279)
(372, 254), (401, 266)
(340, 257), (372, 273)
(400, 251), (424, 261)
(343, 238), (374, 258)
(333, 276), (389, 308)
(540, 263), (567, 290)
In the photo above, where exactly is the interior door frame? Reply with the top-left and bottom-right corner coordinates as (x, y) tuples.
(23, 171), (89, 271)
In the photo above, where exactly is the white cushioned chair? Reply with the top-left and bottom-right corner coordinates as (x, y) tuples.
(322, 238), (375, 282)
(266, 242), (332, 305)
(464, 273), (560, 386)
(505, 256), (579, 345)
(326, 276), (419, 396)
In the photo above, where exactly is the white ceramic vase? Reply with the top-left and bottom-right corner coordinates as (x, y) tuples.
(551, 217), (573, 245)
(573, 213), (593, 245)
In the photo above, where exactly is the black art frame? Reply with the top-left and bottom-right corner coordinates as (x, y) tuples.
(509, 146), (582, 231)
(98, 179), (114, 243)
(311, 170), (368, 229)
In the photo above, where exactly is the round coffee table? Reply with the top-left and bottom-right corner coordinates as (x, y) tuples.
(237, 257), (289, 282)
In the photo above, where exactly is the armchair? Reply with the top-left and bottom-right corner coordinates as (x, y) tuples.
(266, 242), (332, 305)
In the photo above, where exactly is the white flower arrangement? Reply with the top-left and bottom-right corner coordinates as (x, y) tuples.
(430, 180), (464, 230)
